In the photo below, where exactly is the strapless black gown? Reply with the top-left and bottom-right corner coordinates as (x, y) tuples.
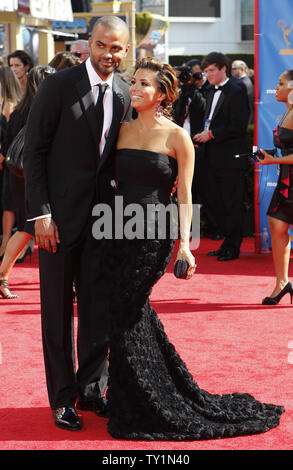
(104, 148), (284, 441)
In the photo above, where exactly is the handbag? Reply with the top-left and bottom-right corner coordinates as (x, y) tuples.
(174, 259), (189, 279)
(5, 125), (26, 178)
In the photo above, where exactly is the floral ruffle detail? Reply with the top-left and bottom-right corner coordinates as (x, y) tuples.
(103, 237), (284, 441)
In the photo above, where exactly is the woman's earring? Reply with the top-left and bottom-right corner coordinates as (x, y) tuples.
(155, 102), (163, 118)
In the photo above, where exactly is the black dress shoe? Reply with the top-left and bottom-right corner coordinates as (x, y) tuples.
(207, 248), (224, 257)
(53, 406), (81, 431)
(76, 396), (108, 417)
(217, 250), (239, 261)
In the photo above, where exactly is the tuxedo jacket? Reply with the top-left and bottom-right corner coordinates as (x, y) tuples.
(241, 75), (254, 124)
(173, 85), (206, 138)
(203, 78), (249, 170)
(23, 63), (132, 248)
(197, 79), (211, 98)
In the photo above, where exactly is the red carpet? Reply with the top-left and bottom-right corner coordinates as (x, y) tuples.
(0, 238), (292, 450)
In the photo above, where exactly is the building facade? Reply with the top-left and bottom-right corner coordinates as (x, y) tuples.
(125, 0), (254, 59)
(0, 0), (74, 64)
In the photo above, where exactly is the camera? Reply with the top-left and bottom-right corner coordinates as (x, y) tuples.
(234, 148), (277, 162)
(193, 72), (203, 80)
(176, 66), (192, 84)
(176, 66), (203, 84)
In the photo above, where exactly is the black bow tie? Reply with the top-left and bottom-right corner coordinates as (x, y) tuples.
(211, 85), (224, 92)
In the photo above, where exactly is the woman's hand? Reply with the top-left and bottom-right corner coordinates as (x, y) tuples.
(257, 149), (276, 165)
(176, 244), (196, 280)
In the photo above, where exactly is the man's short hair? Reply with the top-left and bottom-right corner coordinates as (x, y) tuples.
(92, 15), (129, 40)
(201, 52), (229, 71)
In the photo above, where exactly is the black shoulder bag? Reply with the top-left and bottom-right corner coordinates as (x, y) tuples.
(5, 126), (26, 178)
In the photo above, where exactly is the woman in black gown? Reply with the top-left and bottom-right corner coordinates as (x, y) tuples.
(104, 57), (284, 440)
(258, 69), (293, 305)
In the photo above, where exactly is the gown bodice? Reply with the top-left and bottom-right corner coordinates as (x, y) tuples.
(269, 125), (293, 208)
(115, 148), (178, 206)
(274, 125), (293, 160)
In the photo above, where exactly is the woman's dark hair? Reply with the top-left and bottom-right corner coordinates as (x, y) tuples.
(16, 65), (55, 112)
(285, 69), (293, 81)
(134, 56), (178, 119)
(48, 51), (82, 70)
(0, 66), (22, 105)
(7, 50), (34, 70)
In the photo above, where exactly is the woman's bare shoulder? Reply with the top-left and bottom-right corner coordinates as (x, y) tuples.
(166, 120), (191, 142)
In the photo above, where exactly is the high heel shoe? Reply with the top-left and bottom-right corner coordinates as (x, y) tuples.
(262, 282), (293, 305)
(0, 279), (19, 299)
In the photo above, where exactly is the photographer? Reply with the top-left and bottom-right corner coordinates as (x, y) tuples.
(173, 64), (206, 143)
(186, 59), (210, 98)
(172, 63), (206, 207)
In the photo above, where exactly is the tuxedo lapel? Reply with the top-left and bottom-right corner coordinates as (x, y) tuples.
(211, 91), (225, 122)
(74, 66), (100, 155)
(210, 81), (232, 123)
(205, 81), (231, 123)
(204, 92), (214, 120)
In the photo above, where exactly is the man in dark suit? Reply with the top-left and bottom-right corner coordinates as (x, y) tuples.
(232, 60), (254, 124)
(186, 58), (210, 99)
(23, 16), (132, 430)
(194, 52), (249, 261)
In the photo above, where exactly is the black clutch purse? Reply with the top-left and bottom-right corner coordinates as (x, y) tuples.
(174, 259), (189, 279)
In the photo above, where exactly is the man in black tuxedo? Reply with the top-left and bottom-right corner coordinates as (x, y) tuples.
(232, 60), (254, 124)
(186, 58), (210, 99)
(194, 52), (249, 261)
(23, 16), (132, 430)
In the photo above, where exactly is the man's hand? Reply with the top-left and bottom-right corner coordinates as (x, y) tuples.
(34, 217), (60, 252)
(193, 130), (213, 144)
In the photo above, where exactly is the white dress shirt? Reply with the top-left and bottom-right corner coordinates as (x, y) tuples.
(208, 78), (229, 121)
(85, 58), (113, 155)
